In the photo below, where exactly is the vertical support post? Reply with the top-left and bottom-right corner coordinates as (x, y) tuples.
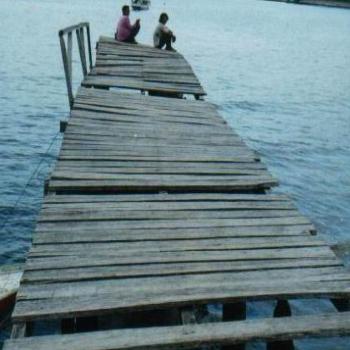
(180, 306), (197, 325)
(222, 302), (246, 350)
(267, 300), (295, 350)
(67, 32), (73, 85)
(59, 32), (74, 109)
(76, 28), (88, 77)
(11, 322), (27, 338)
(86, 24), (93, 70)
(80, 27), (87, 67)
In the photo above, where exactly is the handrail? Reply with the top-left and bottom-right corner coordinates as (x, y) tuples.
(58, 22), (90, 36)
(58, 22), (93, 109)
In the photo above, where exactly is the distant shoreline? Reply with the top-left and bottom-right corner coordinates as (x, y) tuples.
(266, 0), (350, 9)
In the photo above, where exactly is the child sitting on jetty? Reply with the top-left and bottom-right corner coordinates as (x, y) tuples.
(153, 13), (176, 51)
(115, 5), (140, 44)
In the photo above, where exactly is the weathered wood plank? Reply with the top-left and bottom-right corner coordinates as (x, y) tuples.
(40, 199), (295, 211)
(33, 225), (315, 244)
(22, 258), (341, 284)
(53, 167), (266, 176)
(42, 193), (287, 204)
(37, 209), (303, 223)
(36, 216), (313, 231)
(76, 87), (211, 109)
(5, 312), (350, 350)
(47, 178), (277, 193)
(28, 237), (327, 257)
(19, 267), (345, 300)
(12, 278), (350, 321)
(25, 247), (334, 270)
(82, 76), (205, 96)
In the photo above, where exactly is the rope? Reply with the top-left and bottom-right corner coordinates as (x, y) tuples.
(0, 131), (61, 234)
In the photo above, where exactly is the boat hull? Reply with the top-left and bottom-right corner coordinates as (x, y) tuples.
(132, 5), (149, 11)
(0, 265), (22, 316)
(131, 0), (150, 11)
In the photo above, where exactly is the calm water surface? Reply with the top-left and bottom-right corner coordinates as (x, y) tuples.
(0, 0), (349, 348)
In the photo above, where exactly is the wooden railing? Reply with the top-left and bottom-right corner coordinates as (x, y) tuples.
(59, 22), (93, 109)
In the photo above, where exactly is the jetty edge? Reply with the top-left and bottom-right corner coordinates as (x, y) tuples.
(4, 22), (350, 350)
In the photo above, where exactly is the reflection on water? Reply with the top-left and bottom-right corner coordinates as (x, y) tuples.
(0, 0), (349, 348)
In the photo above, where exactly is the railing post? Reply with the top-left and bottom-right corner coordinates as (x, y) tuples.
(76, 27), (88, 77)
(59, 31), (74, 109)
(86, 24), (93, 70)
(58, 22), (93, 109)
(67, 32), (73, 84)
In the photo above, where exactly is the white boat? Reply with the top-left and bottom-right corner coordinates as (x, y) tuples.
(131, 0), (150, 11)
(0, 264), (22, 316)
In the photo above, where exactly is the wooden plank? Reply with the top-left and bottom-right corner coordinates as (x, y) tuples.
(76, 87), (209, 106)
(10, 323), (26, 339)
(37, 209), (303, 223)
(33, 225), (315, 244)
(64, 124), (237, 138)
(61, 142), (250, 152)
(18, 267), (346, 300)
(70, 108), (222, 126)
(71, 106), (223, 126)
(71, 105), (221, 123)
(12, 278), (350, 321)
(28, 237), (327, 256)
(58, 149), (258, 159)
(63, 131), (240, 144)
(42, 193), (288, 204)
(40, 199), (295, 211)
(36, 216), (313, 231)
(39, 194), (296, 208)
(52, 167), (266, 176)
(64, 123), (236, 136)
(5, 312), (350, 350)
(25, 247), (334, 270)
(59, 147), (256, 158)
(62, 136), (242, 147)
(61, 137), (245, 146)
(22, 258), (341, 284)
(82, 76), (205, 96)
(57, 152), (257, 160)
(57, 156), (259, 163)
(64, 126), (239, 140)
(47, 178), (277, 193)
(65, 119), (232, 135)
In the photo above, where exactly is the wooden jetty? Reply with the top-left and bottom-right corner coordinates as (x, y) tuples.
(4, 22), (350, 350)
